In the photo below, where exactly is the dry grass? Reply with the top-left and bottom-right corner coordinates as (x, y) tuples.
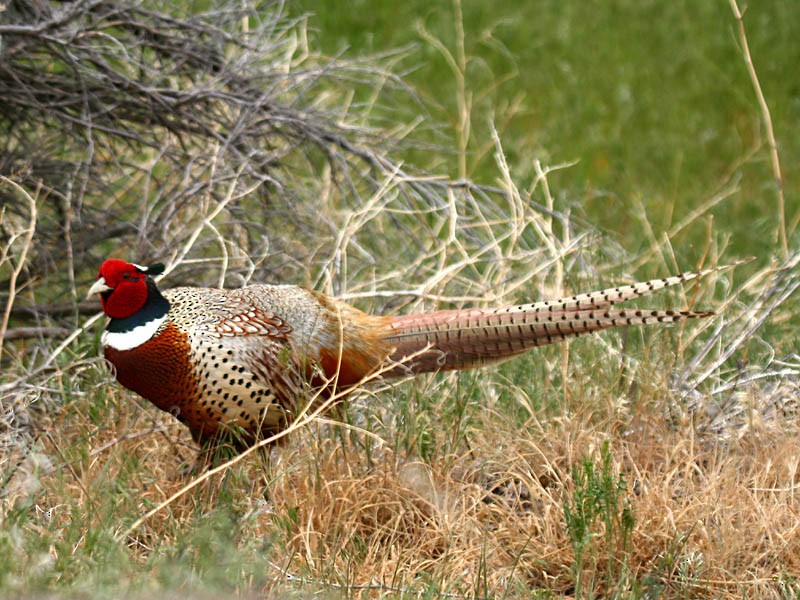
(8, 361), (800, 598)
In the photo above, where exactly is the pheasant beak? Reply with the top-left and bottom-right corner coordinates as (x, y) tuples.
(87, 277), (113, 299)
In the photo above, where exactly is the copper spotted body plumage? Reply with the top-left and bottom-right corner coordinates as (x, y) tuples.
(88, 259), (717, 453)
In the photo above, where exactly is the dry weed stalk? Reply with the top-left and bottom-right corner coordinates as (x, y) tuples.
(679, 253), (800, 437)
(0, 178), (37, 362)
(728, 0), (789, 255)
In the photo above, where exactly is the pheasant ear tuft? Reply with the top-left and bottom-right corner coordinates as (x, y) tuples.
(142, 263), (165, 277)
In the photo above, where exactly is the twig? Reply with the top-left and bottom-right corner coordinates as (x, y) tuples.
(683, 253), (800, 391)
(0, 178), (38, 361)
(728, 0), (787, 256)
(88, 425), (171, 458)
(1, 327), (72, 341)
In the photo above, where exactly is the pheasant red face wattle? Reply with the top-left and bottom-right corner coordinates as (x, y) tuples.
(89, 260), (165, 319)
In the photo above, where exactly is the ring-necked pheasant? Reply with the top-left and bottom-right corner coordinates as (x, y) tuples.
(88, 259), (716, 450)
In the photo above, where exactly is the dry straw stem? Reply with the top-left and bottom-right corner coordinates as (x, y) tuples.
(683, 254), (799, 392)
(728, 0), (789, 255)
(0, 178), (37, 362)
(417, 0), (470, 179)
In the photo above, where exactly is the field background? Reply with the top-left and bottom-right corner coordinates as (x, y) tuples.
(299, 0), (798, 258)
(1, 1), (799, 598)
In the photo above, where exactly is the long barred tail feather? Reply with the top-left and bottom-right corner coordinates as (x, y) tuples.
(381, 268), (719, 374)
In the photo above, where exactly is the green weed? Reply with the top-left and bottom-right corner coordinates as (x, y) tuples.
(564, 440), (635, 597)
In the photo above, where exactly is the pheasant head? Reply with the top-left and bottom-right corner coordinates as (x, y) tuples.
(88, 260), (165, 319)
(88, 260), (170, 351)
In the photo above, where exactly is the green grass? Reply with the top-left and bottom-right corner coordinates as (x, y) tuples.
(564, 439), (636, 596)
(295, 0), (798, 263)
